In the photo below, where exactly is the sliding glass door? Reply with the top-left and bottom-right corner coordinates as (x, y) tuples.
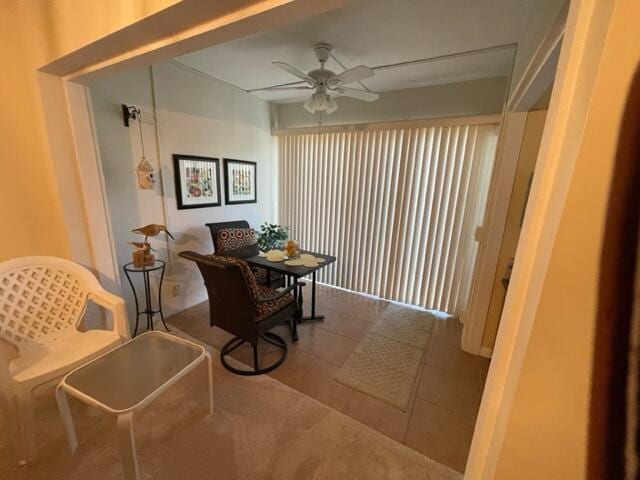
(277, 118), (498, 316)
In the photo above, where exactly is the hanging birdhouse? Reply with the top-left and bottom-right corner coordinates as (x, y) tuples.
(136, 157), (156, 189)
(123, 104), (156, 190)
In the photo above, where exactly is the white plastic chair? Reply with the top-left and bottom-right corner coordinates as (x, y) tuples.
(0, 256), (130, 465)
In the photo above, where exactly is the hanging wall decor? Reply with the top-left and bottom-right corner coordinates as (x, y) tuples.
(173, 154), (222, 209)
(136, 158), (155, 190)
(123, 104), (156, 190)
(224, 158), (257, 205)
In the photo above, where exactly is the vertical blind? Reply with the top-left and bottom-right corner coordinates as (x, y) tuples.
(277, 120), (498, 316)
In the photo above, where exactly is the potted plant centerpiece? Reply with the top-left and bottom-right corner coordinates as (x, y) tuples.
(257, 223), (289, 252)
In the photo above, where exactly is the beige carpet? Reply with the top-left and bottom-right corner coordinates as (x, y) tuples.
(0, 327), (459, 480)
(336, 304), (435, 411)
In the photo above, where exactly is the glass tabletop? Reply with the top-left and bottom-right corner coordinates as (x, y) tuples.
(63, 332), (203, 412)
(123, 260), (165, 273)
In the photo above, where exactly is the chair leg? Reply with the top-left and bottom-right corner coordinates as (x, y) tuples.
(253, 344), (259, 370)
(0, 392), (21, 465)
(220, 334), (287, 376)
(16, 389), (36, 465)
(55, 385), (78, 452)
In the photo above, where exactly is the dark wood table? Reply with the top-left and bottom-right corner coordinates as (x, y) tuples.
(245, 251), (336, 326)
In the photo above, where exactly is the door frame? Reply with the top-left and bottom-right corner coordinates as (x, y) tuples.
(465, 0), (615, 477)
(33, 0), (613, 478)
(461, 112), (527, 357)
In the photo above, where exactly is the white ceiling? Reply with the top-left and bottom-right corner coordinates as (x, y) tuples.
(174, 0), (540, 102)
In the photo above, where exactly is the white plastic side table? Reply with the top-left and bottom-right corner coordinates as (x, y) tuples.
(55, 331), (213, 480)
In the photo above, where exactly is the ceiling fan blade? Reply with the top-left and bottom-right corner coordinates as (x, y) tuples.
(273, 62), (315, 86)
(246, 80), (308, 93)
(334, 87), (380, 102)
(254, 85), (314, 92)
(328, 65), (374, 86)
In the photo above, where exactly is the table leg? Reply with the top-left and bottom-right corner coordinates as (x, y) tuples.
(291, 286), (300, 342)
(143, 271), (153, 332)
(157, 263), (170, 332)
(123, 268), (141, 337)
(205, 352), (214, 416)
(55, 386), (78, 452)
(116, 412), (140, 480)
(302, 271), (325, 322)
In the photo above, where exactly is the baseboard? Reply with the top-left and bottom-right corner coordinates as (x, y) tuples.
(480, 347), (493, 359)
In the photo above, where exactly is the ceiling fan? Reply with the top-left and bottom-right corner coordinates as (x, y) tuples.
(257, 43), (380, 114)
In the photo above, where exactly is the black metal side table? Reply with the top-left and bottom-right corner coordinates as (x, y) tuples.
(123, 260), (170, 337)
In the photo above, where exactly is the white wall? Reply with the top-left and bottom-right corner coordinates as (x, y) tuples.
(90, 61), (275, 324)
(90, 67), (164, 324)
(152, 61), (275, 313)
(274, 76), (508, 129)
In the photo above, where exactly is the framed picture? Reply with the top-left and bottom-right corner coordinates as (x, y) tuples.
(224, 158), (257, 205)
(173, 154), (221, 209)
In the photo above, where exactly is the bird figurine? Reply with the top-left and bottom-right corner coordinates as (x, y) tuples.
(130, 241), (156, 252)
(129, 241), (154, 267)
(131, 224), (175, 243)
(130, 225), (173, 267)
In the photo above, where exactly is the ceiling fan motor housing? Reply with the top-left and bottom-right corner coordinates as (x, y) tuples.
(309, 69), (335, 89)
(314, 42), (333, 64)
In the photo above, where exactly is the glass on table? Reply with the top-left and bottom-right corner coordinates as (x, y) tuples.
(64, 333), (203, 411)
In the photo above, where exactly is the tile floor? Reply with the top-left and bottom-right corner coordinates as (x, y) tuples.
(168, 282), (490, 474)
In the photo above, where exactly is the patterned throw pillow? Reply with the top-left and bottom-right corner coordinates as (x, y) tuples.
(206, 255), (260, 299)
(254, 285), (294, 321)
(205, 255), (293, 321)
(215, 228), (258, 252)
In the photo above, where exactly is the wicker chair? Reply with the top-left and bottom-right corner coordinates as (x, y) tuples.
(180, 251), (300, 375)
(205, 220), (285, 288)
(0, 256), (130, 464)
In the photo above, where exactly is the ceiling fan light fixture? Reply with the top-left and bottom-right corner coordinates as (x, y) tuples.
(303, 96), (317, 113)
(304, 92), (338, 114)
